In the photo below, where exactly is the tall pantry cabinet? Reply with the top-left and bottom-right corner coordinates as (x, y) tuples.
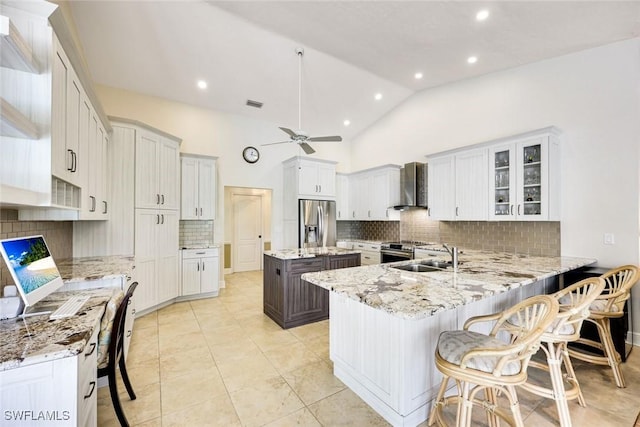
(107, 118), (181, 313)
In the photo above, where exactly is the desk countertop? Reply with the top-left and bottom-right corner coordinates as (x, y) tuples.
(56, 255), (135, 283)
(0, 288), (115, 371)
(302, 250), (596, 320)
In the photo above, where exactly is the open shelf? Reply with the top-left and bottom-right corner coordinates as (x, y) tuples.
(0, 15), (39, 73)
(0, 97), (39, 139)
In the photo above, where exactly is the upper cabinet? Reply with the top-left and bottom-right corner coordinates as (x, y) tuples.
(1, 2), (112, 219)
(488, 128), (560, 221)
(135, 129), (180, 210)
(427, 127), (560, 222)
(335, 173), (349, 221)
(180, 154), (217, 220)
(283, 156), (337, 202)
(427, 148), (488, 221)
(349, 165), (401, 221)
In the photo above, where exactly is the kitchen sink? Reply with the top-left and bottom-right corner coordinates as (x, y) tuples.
(392, 264), (445, 273)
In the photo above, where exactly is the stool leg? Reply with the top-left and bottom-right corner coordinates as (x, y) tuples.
(484, 387), (500, 427)
(561, 343), (586, 407)
(547, 343), (572, 427)
(428, 375), (450, 426)
(596, 318), (626, 388)
(460, 381), (473, 427)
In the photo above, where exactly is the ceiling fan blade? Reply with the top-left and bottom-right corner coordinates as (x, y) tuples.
(299, 142), (316, 154)
(279, 127), (298, 137)
(262, 141), (292, 146)
(307, 135), (343, 142)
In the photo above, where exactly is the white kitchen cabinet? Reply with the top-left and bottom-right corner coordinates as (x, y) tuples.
(349, 165), (401, 221)
(352, 242), (381, 265)
(78, 108), (110, 220)
(282, 156), (337, 203)
(181, 248), (220, 297)
(427, 149), (487, 221)
(134, 209), (179, 312)
(180, 154), (217, 220)
(135, 129), (180, 210)
(336, 240), (353, 249)
(0, 320), (100, 427)
(336, 173), (350, 221)
(488, 128), (560, 221)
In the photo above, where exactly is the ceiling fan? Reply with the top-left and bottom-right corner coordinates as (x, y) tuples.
(262, 47), (342, 155)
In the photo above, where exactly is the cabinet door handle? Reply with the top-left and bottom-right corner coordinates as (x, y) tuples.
(84, 381), (96, 399)
(319, 185), (321, 193)
(157, 194), (160, 204)
(161, 194), (165, 205)
(85, 342), (96, 357)
(517, 204), (521, 215)
(67, 149), (73, 171)
(200, 207), (203, 216)
(102, 201), (108, 214)
(202, 262), (205, 271)
(156, 214), (160, 224)
(161, 214), (164, 224)
(455, 206), (459, 216)
(510, 205), (514, 215)
(71, 150), (77, 172)
(368, 210), (371, 218)
(197, 262), (200, 271)
(196, 207), (198, 216)
(89, 196), (96, 212)
(427, 207), (431, 216)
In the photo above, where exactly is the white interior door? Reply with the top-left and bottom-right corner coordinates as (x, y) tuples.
(233, 194), (262, 272)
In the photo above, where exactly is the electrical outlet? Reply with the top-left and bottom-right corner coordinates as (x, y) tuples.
(604, 233), (615, 245)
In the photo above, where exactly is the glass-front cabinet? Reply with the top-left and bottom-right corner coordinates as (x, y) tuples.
(488, 128), (560, 221)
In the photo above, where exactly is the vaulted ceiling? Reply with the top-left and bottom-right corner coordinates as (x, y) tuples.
(67, 1), (640, 141)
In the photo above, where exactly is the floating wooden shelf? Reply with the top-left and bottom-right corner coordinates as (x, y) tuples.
(0, 15), (39, 73)
(0, 97), (39, 139)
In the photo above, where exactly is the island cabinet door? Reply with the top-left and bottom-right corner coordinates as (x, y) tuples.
(284, 259), (324, 327)
(263, 255), (285, 322)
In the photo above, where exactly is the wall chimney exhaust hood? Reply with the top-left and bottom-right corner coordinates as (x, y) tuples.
(394, 162), (428, 210)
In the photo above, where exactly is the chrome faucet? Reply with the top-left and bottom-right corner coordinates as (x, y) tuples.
(442, 243), (459, 272)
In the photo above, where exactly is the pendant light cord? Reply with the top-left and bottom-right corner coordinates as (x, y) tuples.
(298, 49), (302, 131)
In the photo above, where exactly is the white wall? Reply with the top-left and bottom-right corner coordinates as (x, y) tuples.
(351, 38), (640, 336)
(95, 85), (352, 251)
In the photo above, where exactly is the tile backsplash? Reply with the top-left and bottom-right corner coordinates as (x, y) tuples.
(179, 220), (214, 248)
(338, 209), (560, 256)
(0, 209), (73, 289)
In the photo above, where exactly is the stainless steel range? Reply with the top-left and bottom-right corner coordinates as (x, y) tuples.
(380, 241), (435, 263)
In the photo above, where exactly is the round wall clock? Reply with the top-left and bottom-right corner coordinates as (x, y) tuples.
(242, 146), (260, 164)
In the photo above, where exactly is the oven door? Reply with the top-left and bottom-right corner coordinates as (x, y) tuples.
(381, 249), (412, 263)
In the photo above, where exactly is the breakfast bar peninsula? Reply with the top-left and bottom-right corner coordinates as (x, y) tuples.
(301, 249), (595, 427)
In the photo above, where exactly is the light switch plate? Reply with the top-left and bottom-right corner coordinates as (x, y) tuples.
(604, 233), (615, 245)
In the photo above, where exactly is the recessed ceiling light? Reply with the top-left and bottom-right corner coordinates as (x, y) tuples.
(197, 80), (207, 89)
(414, 72), (423, 79)
(374, 93), (383, 101)
(476, 9), (490, 21)
(343, 119), (351, 127)
(467, 56), (478, 64)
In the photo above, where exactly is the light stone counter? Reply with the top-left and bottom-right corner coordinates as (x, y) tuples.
(302, 249), (595, 320)
(264, 246), (361, 260)
(0, 288), (116, 371)
(56, 255), (134, 283)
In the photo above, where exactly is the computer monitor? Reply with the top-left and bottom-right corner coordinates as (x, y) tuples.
(0, 235), (64, 309)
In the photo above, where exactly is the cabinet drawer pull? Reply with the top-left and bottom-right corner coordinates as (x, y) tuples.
(84, 381), (96, 399)
(85, 342), (96, 357)
(195, 251), (205, 255)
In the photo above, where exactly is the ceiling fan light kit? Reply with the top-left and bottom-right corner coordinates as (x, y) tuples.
(262, 47), (342, 155)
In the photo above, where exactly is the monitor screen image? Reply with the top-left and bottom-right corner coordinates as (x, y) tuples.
(0, 235), (64, 308)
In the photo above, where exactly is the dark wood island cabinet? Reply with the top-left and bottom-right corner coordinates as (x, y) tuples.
(263, 249), (360, 329)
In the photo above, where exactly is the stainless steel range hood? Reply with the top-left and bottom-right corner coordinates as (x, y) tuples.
(394, 162), (428, 210)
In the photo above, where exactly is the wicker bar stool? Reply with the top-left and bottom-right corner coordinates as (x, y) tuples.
(568, 265), (639, 388)
(428, 295), (559, 427)
(507, 277), (605, 427)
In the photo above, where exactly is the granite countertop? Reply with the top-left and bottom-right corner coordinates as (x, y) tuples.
(56, 255), (135, 283)
(301, 249), (596, 320)
(0, 288), (116, 371)
(265, 246), (361, 260)
(181, 245), (221, 250)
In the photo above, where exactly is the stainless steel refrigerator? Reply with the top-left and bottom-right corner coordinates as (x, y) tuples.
(299, 199), (336, 248)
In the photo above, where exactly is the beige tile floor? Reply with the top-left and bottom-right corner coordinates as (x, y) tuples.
(98, 271), (640, 426)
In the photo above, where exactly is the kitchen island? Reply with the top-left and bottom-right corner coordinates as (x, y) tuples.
(263, 247), (360, 329)
(301, 250), (596, 427)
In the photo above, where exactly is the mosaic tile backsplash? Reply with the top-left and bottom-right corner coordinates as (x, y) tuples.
(0, 210), (73, 290)
(338, 209), (560, 256)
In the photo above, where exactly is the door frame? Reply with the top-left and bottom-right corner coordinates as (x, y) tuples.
(232, 193), (264, 272)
